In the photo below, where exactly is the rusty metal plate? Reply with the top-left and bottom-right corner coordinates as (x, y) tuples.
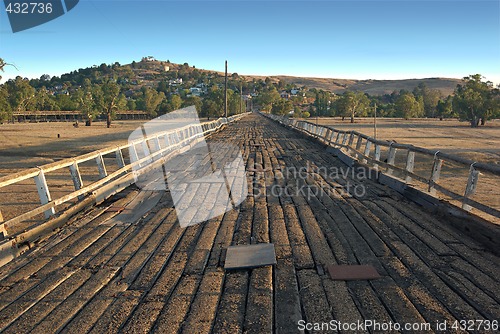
(224, 243), (277, 270)
(327, 265), (382, 280)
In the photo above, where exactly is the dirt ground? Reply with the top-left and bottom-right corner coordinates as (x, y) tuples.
(0, 120), (153, 175)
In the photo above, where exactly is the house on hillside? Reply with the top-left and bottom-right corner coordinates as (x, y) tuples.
(169, 78), (183, 86)
(189, 87), (203, 96)
(280, 91), (290, 100)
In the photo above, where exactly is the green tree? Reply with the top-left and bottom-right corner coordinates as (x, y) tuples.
(33, 86), (58, 111)
(229, 90), (247, 115)
(0, 85), (11, 122)
(395, 92), (421, 119)
(127, 99), (137, 111)
(452, 74), (495, 127)
(271, 98), (293, 115)
(413, 83), (442, 117)
(255, 87), (280, 112)
(182, 95), (202, 113)
(75, 79), (99, 125)
(6, 77), (36, 112)
(96, 80), (126, 128)
(314, 90), (331, 116)
(201, 99), (220, 120)
(336, 91), (370, 123)
(168, 94), (183, 112)
(142, 88), (165, 117)
(436, 96), (455, 119)
(201, 85), (224, 118)
(56, 94), (77, 111)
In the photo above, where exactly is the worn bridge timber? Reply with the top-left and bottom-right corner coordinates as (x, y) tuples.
(0, 113), (499, 333)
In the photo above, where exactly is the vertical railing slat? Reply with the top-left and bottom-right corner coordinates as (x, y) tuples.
(405, 151), (415, 183)
(34, 169), (55, 218)
(96, 153), (108, 179)
(386, 144), (397, 175)
(115, 149), (125, 169)
(428, 154), (443, 195)
(463, 163), (480, 211)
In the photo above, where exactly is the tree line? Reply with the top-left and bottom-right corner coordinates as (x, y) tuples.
(1, 57), (499, 128)
(0, 59), (248, 127)
(290, 75), (499, 128)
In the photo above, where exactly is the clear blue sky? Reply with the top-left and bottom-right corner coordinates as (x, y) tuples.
(1, 0), (499, 84)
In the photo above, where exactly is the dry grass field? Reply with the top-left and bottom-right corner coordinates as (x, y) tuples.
(315, 117), (500, 165)
(314, 117), (500, 221)
(0, 120), (148, 174)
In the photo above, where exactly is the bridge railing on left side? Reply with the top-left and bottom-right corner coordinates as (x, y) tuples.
(0, 112), (248, 267)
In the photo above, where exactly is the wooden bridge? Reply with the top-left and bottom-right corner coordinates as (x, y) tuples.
(0, 113), (499, 333)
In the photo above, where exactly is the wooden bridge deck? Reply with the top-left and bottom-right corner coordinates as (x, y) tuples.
(0, 113), (498, 333)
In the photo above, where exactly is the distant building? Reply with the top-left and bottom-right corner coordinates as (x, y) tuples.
(189, 87), (202, 96)
(169, 78), (183, 86)
(280, 91), (290, 100)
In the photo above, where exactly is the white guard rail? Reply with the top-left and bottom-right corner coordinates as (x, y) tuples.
(0, 113), (248, 265)
(264, 113), (500, 221)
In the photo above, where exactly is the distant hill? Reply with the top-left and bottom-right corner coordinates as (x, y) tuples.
(246, 75), (462, 96)
(105, 59), (463, 96)
(27, 57), (462, 97)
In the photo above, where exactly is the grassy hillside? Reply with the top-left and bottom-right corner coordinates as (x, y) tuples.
(247, 75), (462, 95)
(115, 59), (462, 96)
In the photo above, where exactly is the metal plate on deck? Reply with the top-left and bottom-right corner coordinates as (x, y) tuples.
(327, 265), (382, 280)
(224, 243), (277, 270)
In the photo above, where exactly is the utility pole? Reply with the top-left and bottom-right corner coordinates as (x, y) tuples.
(224, 60), (228, 118)
(374, 103), (377, 139)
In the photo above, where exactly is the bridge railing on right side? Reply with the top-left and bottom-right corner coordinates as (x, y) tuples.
(264, 113), (500, 224)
